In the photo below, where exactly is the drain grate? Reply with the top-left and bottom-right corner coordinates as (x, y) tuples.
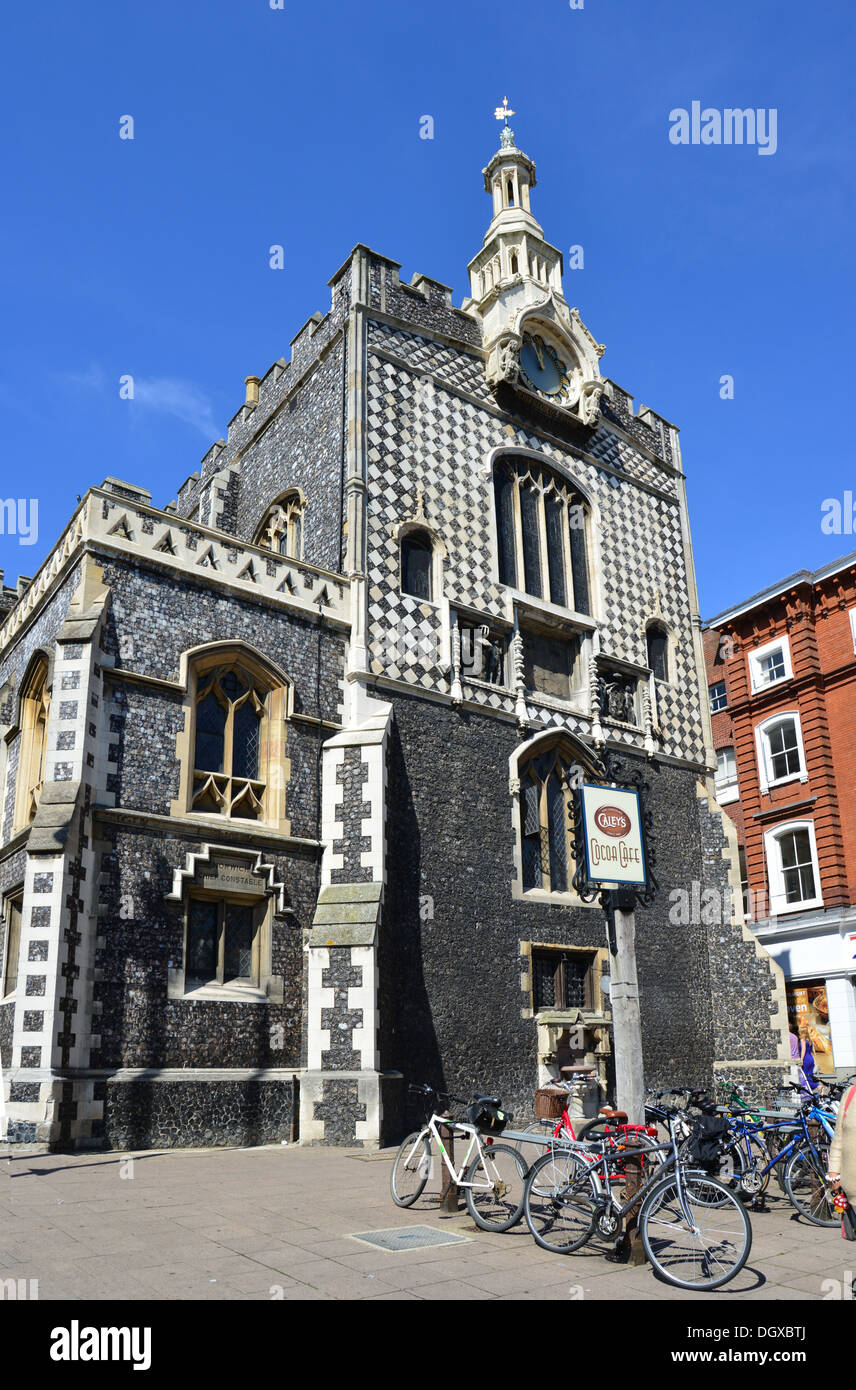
(349, 1225), (470, 1252)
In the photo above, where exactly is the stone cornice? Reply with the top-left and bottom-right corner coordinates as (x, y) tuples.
(92, 805), (322, 854)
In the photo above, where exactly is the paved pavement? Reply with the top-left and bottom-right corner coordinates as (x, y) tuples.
(1, 1142), (853, 1302)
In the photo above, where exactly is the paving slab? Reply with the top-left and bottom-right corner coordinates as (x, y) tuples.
(0, 1141), (849, 1302)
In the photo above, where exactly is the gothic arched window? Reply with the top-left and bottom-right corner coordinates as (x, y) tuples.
(401, 529), (433, 601)
(14, 655), (51, 832)
(493, 457), (591, 614)
(520, 744), (575, 894)
(182, 648), (293, 827)
(255, 493), (304, 560)
(646, 623), (669, 682)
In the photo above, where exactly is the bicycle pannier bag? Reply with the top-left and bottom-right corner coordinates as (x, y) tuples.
(466, 1098), (509, 1135)
(688, 1114), (729, 1173)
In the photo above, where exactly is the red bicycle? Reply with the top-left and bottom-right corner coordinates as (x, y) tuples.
(517, 1086), (661, 1177)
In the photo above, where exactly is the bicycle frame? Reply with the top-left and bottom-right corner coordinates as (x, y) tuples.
(406, 1113), (493, 1190)
(558, 1116), (706, 1231)
(728, 1101), (835, 1179)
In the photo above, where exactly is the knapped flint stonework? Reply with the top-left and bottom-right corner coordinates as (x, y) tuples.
(102, 1076), (294, 1150)
(0, 134), (789, 1150)
(312, 1078), (367, 1146)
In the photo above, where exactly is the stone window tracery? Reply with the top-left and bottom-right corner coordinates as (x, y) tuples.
(256, 492), (304, 560)
(493, 457), (591, 614)
(14, 655), (50, 832)
(177, 648), (291, 831)
(520, 744), (575, 894)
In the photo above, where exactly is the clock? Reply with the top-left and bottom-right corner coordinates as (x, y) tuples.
(519, 333), (572, 401)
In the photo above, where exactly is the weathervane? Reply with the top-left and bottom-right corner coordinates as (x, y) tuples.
(494, 96), (517, 147)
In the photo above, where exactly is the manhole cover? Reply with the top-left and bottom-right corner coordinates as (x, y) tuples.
(349, 1225), (470, 1252)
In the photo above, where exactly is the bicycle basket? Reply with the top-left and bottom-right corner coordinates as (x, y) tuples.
(466, 1098), (509, 1135)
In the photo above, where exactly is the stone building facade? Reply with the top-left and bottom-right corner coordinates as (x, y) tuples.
(0, 123), (790, 1149)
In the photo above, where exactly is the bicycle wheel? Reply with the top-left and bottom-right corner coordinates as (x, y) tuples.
(738, 1135), (771, 1196)
(512, 1117), (560, 1157)
(640, 1173), (752, 1290)
(523, 1148), (599, 1254)
(390, 1130), (432, 1207)
(784, 1146), (837, 1226)
(464, 1142), (529, 1232)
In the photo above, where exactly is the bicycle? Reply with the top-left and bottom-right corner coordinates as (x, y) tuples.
(522, 1112), (752, 1291)
(390, 1084), (528, 1233)
(718, 1084), (838, 1222)
(517, 1085), (663, 1181)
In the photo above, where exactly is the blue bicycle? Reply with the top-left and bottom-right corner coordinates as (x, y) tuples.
(721, 1084), (838, 1225)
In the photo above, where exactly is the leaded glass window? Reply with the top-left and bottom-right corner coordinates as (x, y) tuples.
(520, 744), (576, 894)
(401, 530), (433, 600)
(192, 665), (267, 820)
(493, 457), (591, 613)
(520, 485), (543, 597)
(532, 949), (593, 1012)
(187, 896), (261, 989)
(224, 904), (255, 981)
(187, 898), (218, 989)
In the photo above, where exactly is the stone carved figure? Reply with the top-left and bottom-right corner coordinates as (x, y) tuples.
(602, 675), (636, 725)
(461, 624), (504, 684)
(498, 337), (520, 384)
(579, 379), (604, 427)
(482, 630), (504, 685)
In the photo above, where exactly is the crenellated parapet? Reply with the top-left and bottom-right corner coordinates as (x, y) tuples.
(0, 485), (350, 656)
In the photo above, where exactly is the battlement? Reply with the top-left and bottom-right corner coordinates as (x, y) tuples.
(0, 487), (350, 654)
(602, 379), (679, 468)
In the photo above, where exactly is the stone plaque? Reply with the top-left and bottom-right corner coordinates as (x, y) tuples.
(197, 859), (262, 896)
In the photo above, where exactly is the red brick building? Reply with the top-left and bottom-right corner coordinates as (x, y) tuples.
(704, 552), (856, 1076)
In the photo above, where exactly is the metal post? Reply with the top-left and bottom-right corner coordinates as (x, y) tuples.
(606, 892), (645, 1126)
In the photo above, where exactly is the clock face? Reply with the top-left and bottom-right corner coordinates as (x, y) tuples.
(519, 333), (572, 400)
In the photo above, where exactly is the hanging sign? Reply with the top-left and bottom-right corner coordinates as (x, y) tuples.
(580, 784), (647, 886)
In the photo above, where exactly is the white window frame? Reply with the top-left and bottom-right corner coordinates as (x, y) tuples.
(709, 681), (727, 714)
(754, 710), (808, 794)
(714, 746), (739, 804)
(764, 819), (823, 916)
(849, 607), (856, 655)
(748, 635), (792, 693)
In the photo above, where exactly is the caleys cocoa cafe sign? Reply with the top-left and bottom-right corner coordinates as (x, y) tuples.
(580, 783), (647, 887)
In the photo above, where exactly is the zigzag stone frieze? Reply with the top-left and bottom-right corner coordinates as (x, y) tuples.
(0, 489), (350, 650)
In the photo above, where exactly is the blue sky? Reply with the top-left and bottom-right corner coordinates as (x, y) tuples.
(1, 0), (853, 617)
